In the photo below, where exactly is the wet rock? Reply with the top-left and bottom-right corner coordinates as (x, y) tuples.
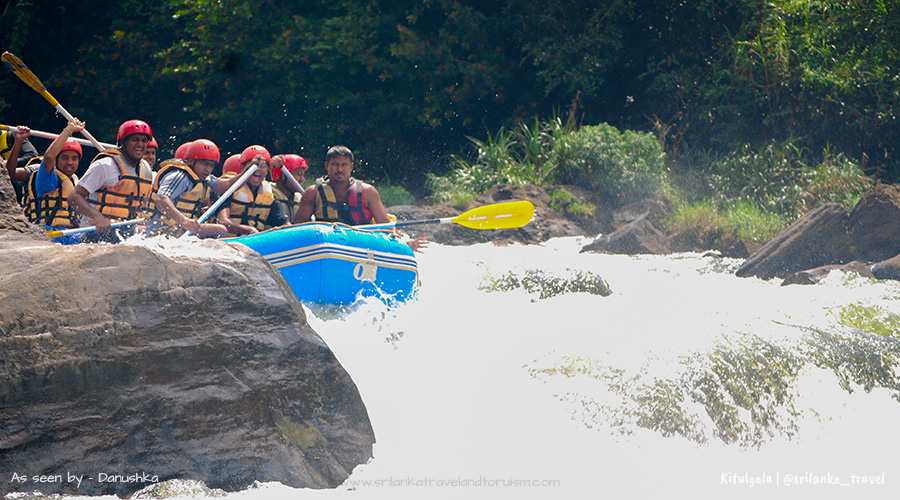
(849, 183), (900, 262)
(0, 237), (374, 497)
(0, 164), (47, 240)
(580, 217), (671, 255)
(723, 240), (763, 259)
(871, 253), (900, 280)
(610, 198), (669, 230)
(780, 261), (875, 286)
(736, 203), (853, 280)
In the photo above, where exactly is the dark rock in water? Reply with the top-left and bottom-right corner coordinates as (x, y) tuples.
(610, 198), (669, 230)
(871, 253), (900, 280)
(723, 240), (763, 259)
(0, 235), (374, 497)
(736, 203), (853, 280)
(580, 217), (671, 255)
(849, 183), (900, 262)
(781, 261), (875, 286)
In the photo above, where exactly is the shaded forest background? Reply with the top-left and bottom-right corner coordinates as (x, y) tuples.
(1, 0), (898, 196)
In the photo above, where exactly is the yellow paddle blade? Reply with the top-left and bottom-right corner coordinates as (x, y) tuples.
(452, 200), (535, 230)
(44, 229), (64, 239)
(2, 51), (59, 106)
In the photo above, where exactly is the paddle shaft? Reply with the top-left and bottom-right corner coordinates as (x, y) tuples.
(360, 200), (535, 231)
(51, 104), (105, 152)
(196, 164), (259, 224)
(45, 218), (145, 238)
(365, 218), (454, 230)
(280, 165), (305, 193)
(1, 125), (115, 150)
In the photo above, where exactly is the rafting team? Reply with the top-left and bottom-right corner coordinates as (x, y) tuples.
(1, 118), (427, 251)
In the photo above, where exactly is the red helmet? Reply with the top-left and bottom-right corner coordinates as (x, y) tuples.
(184, 139), (220, 163)
(271, 154), (308, 182)
(147, 136), (159, 149)
(239, 145), (271, 166)
(222, 154), (241, 175)
(117, 119), (153, 142)
(174, 141), (193, 160)
(60, 138), (83, 160)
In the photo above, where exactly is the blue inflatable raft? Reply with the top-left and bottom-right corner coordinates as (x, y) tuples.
(230, 222), (418, 305)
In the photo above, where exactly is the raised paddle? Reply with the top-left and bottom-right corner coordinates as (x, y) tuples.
(362, 200), (535, 231)
(44, 218), (146, 239)
(0, 124), (116, 150)
(186, 163), (260, 236)
(2, 52), (106, 151)
(280, 165), (304, 193)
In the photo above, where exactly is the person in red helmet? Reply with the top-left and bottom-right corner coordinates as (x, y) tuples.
(174, 141), (192, 160)
(216, 145), (289, 235)
(67, 119), (154, 243)
(143, 136), (159, 172)
(221, 154), (241, 177)
(270, 153), (308, 219)
(24, 119), (86, 244)
(144, 138), (231, 238)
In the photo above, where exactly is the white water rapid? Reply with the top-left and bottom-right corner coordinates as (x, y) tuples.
(241, 236), (900, 500)
(23, 236), (900, 500)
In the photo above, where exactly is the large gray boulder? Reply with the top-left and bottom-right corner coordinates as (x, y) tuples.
(736, 203), (854, 280)
(581, 216), (671, 255)
(0, 174), (374, 497)
(849, 183), (900, 262)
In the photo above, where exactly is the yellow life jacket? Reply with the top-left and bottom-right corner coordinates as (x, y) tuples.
(228, 180), (276, 231)
(0, 130), (11, 161)
(273, 184), (301, 221)
(88, 148), (153, 221)
(25, 160), (80, 228)
(144, 160), (209, 226)
(314, 176), (375, 225)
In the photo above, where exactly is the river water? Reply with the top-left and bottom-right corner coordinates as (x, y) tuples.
(15, 236), (900, 499)
(246, 236), (900, 500)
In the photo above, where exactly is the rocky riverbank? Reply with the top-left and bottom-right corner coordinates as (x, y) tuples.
(391, 182), (900, 286)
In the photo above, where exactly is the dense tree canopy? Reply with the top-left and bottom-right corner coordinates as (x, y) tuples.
(1, 0), (899, 190)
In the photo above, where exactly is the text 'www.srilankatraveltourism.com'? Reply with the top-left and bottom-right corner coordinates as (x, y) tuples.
(344, 476), (561, 489)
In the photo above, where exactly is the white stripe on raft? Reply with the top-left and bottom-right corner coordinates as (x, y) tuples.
(262, 242), (419, 274)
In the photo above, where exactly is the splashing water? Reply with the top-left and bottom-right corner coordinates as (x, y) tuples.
(245, 236), (900, 499)
(19, 236), (900, 499)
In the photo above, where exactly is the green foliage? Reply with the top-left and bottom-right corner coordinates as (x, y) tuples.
(664, 199), (788, 247)
(507, 0), (635, 98)
(0, 0), (892, 194)
(379, 185), (416, 208)
(668, 0), (900, 178)
(672, 140), (872, 219)
(548, 188), (596, 217)
(554, 124), (668, 207)
(426, 116), (574, 203)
